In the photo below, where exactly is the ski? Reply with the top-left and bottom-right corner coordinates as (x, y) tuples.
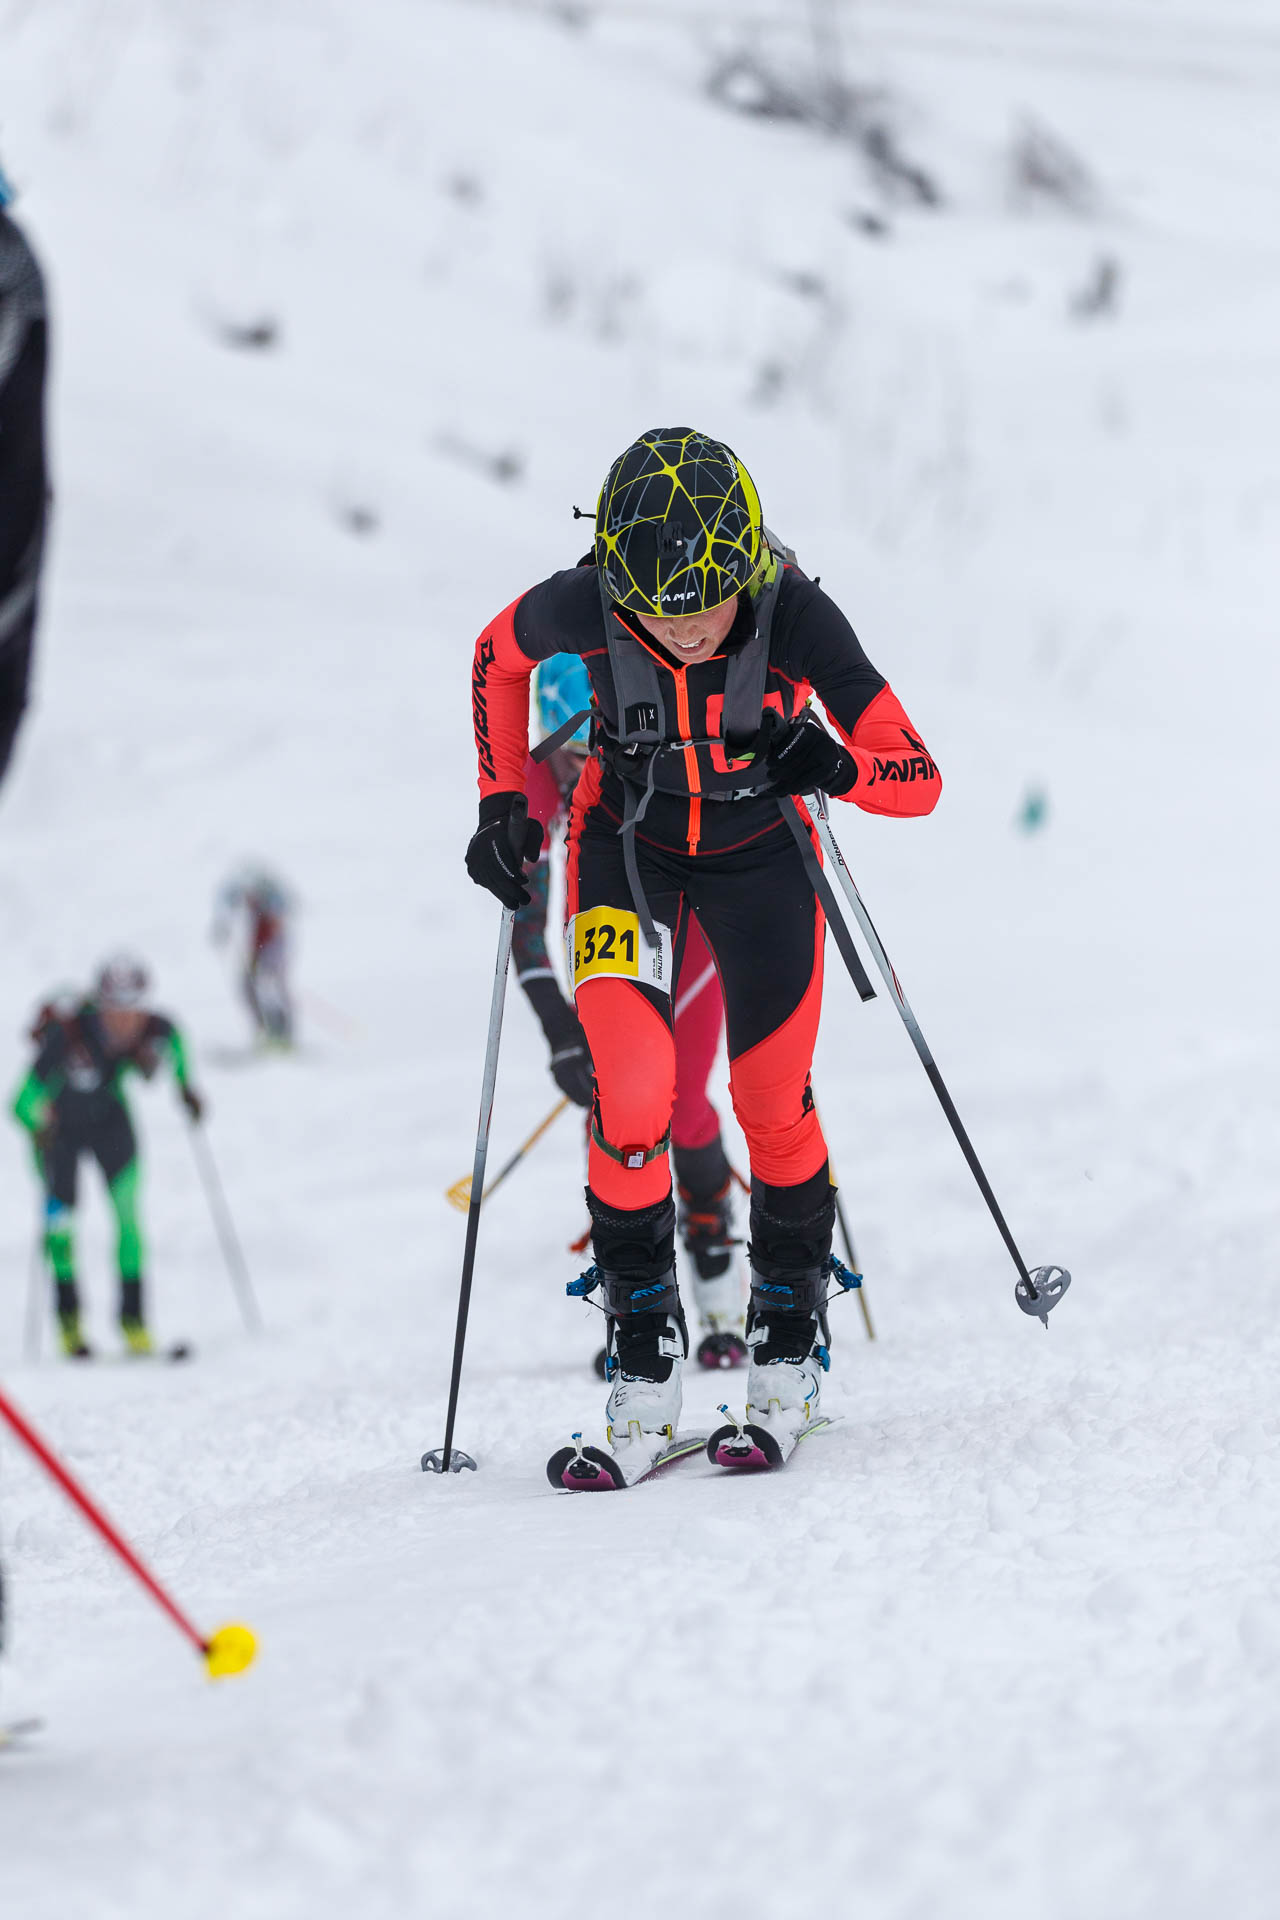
(70, 1343), (194, 1366)
(547, 1429), (708, 1492)
(706, 1406), (837, 1471)
(154, 1342), (193, 1364)
(0, 1719), (43, 1752)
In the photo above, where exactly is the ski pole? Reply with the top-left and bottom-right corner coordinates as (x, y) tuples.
(445, 1094), (571, 1213)
(0, 1383), (256, 1678)
(806, 790), (1071, 1327)
(833, 1182), (875, 1341)
(424, 799), (531, 1477)
(674, 959), (718, 1021)
(809, 1094), (875, 1342)
(186, 1122), (263, 1334)
(23, 1230), (44, 1362)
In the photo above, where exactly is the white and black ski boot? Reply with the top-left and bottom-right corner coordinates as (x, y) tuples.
(551, 1193), (702, 1490)
(708, 1174), (837, 1470)
(605, 1311), (686, 1450)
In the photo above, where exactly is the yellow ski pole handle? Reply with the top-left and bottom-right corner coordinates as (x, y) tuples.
(445, 1095), (572, 1212)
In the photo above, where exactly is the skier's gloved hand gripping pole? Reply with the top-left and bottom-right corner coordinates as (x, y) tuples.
(427, 794), (543, 1474)
(799, 788), (1070, 1327)
(0, 1383), (256, 1678)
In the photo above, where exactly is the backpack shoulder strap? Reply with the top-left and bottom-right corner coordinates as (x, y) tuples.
(597, 576), (667, 746)
(720, 544), (787, 748)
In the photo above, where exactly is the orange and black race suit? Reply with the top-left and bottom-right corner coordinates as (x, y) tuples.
(471, 563), (940, 1213)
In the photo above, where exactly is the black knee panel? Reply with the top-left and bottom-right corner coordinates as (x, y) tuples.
(748, 1167), (837, 1315)
(672, 1135), (732, 1204)
(586, 1190), (680, 1318)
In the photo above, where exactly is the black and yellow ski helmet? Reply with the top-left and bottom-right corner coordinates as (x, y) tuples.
(595, 428), (766, 617)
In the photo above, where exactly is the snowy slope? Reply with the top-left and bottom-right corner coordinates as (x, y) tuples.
(1, 2), (1279, 1915)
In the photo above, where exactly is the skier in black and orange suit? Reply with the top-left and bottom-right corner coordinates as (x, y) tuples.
(466, 429), (940, 1466)
(518, 647), (749, 1368)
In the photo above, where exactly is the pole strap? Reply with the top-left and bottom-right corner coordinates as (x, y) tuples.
(531, 710), (593, 763)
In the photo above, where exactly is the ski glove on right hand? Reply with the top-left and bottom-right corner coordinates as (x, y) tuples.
(759, 709), (859, 798)
(465, 793), (544, 910)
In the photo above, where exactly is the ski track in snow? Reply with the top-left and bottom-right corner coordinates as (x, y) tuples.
(1, 1), (1279, 1916)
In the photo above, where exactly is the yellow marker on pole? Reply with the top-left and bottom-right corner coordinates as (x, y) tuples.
(203, 1622), (259, 1680)
(0, 1385), (258, 1683)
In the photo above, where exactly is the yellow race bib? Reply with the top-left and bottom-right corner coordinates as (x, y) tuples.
(566, 906), (673, 995)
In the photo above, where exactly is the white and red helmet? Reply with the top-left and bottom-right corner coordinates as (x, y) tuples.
(96, 951), (150, 1011)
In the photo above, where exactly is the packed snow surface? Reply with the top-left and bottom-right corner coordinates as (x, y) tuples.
(1, 1), (1278, 1915)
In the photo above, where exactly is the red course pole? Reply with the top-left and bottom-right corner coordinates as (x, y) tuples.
(0, 1384), (256, 1676)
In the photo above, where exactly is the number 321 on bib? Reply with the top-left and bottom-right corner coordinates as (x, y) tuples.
(565, 906), (672, 995)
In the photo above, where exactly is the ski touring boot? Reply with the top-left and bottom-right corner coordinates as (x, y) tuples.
(55, 1281), (92, 1360)
(119, 1278), (154, 1357)
(550, 1194), (705, 1491)
(708, 1174), (838, 1471)
(676, 1143), (747, 1370)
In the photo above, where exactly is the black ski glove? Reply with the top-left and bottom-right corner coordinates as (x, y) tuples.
(465, 792), (544, 910)
(550, 1036), (593, 1108)
(759, 708), (859, 798)
(181, 1085), (206, 1123)
(525, 977), (594, 1109)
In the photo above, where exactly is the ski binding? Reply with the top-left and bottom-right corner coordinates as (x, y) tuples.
(706, 1403), (836, 1471)
(547, 1427), (707, 1492)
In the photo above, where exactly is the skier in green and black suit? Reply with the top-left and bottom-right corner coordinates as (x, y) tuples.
(11, 953), (206, 1357)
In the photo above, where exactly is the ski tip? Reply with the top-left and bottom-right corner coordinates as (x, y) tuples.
(695, 1330), (748, 1371)
(546, 1442), (624, 1491)
(203, 1621), (257, 1680)
(706, 1420), (780, 1471)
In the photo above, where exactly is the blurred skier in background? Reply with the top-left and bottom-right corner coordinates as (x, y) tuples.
(212, 863), (295, 1048)
(11, 954), (206, 1358)
(0, 159), (50, 795)
(468, 427), (939, 1478)
(519, 649), (747, 1368)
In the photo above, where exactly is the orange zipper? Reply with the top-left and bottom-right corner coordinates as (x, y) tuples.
(672, 666), (701, 855)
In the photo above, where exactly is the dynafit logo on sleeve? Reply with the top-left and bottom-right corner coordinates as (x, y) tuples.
(472, 634), (497, 781)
